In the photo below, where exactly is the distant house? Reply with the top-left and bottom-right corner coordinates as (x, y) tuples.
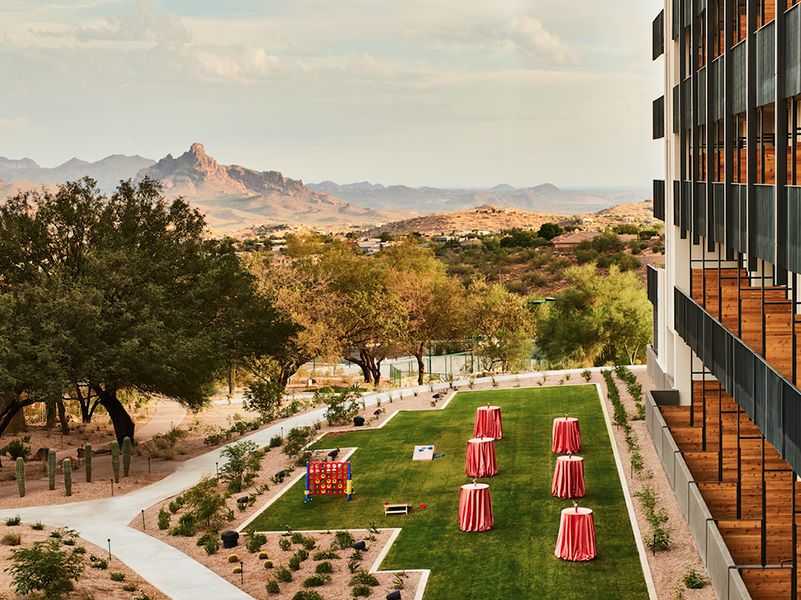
(550, 231), (600, 250)
(432, 235), (453, 243)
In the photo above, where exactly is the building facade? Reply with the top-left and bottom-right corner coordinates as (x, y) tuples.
(649, 1), (801, 598)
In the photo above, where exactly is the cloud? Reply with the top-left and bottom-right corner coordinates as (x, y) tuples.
(32, 0), (191, 44)
(0, 117), (27, 128)
(186, 45), (279, 82)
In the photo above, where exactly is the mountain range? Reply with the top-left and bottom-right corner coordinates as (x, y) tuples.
(0, 144), (649, 232)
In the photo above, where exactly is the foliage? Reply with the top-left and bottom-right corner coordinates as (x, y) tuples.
(0, 436), (31, 461)
(157, 507), (171, 530)
(220, 441), (263, 493)
(275, 566), (293, 582)
(332, 530), (355, 550)
(313, 550), (340, 560)
(302, 575), (331, 587)
(279, 538), (292, 550)
(5, 515), (21, 526)
(1, 532), (21, 545)
(315, 561), (334, 574)
(7, 538), (85, 597)
(110, 572), (125, 582)
(266, 580), (281, 594)
(682, 565), (708, 589)
(350, 570), (380, 586)
(351, 584), (372, 597)
(317, 386), (363, 425)
(243, 376), (285, 422)
(247, 533), (267, 553)
(536, 265), (651, 366)
(179, 476), (230, 532)
(293, 592), (324, 600)
(283, 426), (316, 459)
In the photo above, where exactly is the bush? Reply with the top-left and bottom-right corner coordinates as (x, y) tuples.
(350, 570), (380, 587)
(293, 592), (324, 600)
(7, 539), (85, 597)
(646, 526), (672, 552)
(351, 584), (372, 597)
(247, 533), (267, 553)
(581, 369), (592, 382)
(269, 436), (283, 448)
(169, 513), (196, 537)
(318, 386), (363, 425)
(313, 550), (340, 560)
(1, 532), (21, 545)
(279, 538), (292, 551)
(203, 536), (220, 556)
(682, 565), (708, 589)
(110, 571), (125, 582)
(168, 496), (184, 514)
(123, 583), (137, 592)
(332, 530), (355, 550)
(91, 557), (109, 570)
(275, 566), (293, 582)
(316, 561), (334, 574)
(31, 521), (44, 530)
(266, 580), (281, 594)
(157, 507), (170, 530)
(220, 441), (264, 493)
(0, 436), (31, 461)
(283, 426), (316, 459)
(303, 574), (330, 587)
(181, 476), (230, 532)
(5, 515), (21, 526)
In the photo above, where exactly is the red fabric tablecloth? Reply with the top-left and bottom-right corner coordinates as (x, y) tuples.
(458, 483), (494, 532)
(551, 455), (585, 499)
(473, 406), (503, 440)
(552, 417), (581, 453)
(555, 506), (597, 561)
(465, 437), (498, 478)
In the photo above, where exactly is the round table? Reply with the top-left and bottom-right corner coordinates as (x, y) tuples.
(458, 483), (494, 532)
(555, 506), (597, 561)
(552, 417), (581, 453)
(473, 406), (503, 440)
(465, 437), (498, 478)
(551, 455), (585, 499)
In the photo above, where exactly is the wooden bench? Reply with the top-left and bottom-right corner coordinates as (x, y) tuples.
(383, 503), (411, 516)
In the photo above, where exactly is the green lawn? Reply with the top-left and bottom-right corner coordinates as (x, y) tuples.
(248, 385), (648, 600)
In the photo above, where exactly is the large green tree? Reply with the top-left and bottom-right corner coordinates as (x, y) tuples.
(535, 264), (652, 366)
(0, 178), (287, 443)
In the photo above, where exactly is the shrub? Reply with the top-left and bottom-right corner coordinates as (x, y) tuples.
(220, 441), (263, 493)
(351, 584), (372, 597)
(181, 477), (230, 532)
(7, 539), (85, 598)
(269, 436), (283, 448)
(682, 565), (708, 589)
(0, 436), (31, 461)
(646, 526), (672, 552)
(157, 507), (170, 530)
(110, 571), (125, 582)
(293, 592), (324, 600)
(316, 561), (334, 574)
(123, 583), (137, 592)
(581, 369), (592, 381)
(266, 580), (281, 594)
(283, 426), (316, 459)
(5, 515), (21, 526)
(313, 550), (340, 560)
(350, 570), (380, 587)
(289, 556), (302, 571)
(1, 532), (21, 546)
(168, 497), (184, 514)
(31, 521), (44, 530)
(72, 546), (87, 555)
(91, 557), (109, 570)
(279, 538), (292, 551)
(332, 530), (355, 550)
(275, 566), (293, 582)
(203, 536), (220, 555)
(318, 386), (363, 425)
(247, 533), (267, 553)
(169, 513), (196, 537)
(303, 574), (330, 587)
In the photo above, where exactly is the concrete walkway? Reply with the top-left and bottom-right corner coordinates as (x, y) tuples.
(136, 399), (188, 440)
(0, 370), (614, 599)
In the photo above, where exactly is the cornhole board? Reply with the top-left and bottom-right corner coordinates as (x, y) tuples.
(412, 445), (435, 461)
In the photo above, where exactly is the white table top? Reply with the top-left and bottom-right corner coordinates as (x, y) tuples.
(461, 483), (490, 491)
(468, 437), (495, 444)
(561, 506), (593, 516)
(554, 416), (578, 423)
(477, 405), (501, 411)
(556, 455), (583, 462)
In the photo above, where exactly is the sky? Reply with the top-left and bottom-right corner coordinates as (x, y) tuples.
(0, 0), (663, 188)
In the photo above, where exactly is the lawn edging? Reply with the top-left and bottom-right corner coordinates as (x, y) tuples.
(594, 382), (658, 600)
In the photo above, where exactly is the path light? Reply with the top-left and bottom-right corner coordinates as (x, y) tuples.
(110, 479), (114, 497)
(148, 457), (151, 474)
(107, 538), (112, 561)
(239, 561), (244, 585)
(215, 462), (219, 477)
(141, 509), (146, 530)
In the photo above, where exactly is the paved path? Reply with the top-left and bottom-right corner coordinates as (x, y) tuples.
(136, 399), (188, 440)
(0, 370), (620, 599)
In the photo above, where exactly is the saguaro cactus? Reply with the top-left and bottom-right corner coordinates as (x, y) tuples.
(122, 437), (132, 477)
(111, 441), (120, 483)
(84, 444), (92, 482)
(64, 459), (72, 496)
(48, 449), (56, 490)
(15, 457), (25, 497)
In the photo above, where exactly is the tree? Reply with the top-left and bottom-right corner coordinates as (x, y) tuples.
(219, 441), (263, 492)
(536, 222), (564, 241)
(535, 264), (652, 366)
(380, 240), (467, 384)
(0, 178), (288, 443)
(8, 537), (85, 597)
(466, 280), (534, 372)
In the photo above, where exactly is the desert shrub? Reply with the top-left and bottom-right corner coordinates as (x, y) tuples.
(316, 561), (334, 574)
(313, 550), (340, 560)
(279, 537), (292, 551)
(247, 533), (267, 552)
(110, 571), (125, 582)
(318, 386), (363, 425)
(266, 580), (281, 594)
(90, 556), (108, 569)
(350, 570), (380, 587)
(1, 532), (21, 546)
(169, 513), (196, 537)
(0, 436), (31, 461)
(8, 539), (85, 597)
(283, 426), (316, 459)
(181, 476), (230, 531)
(293, 592), (324, 600)
(157, 507), (170, 530)
(276, 566), (293, 582)
(123, 583), (137, 592)
(332, 530), (355, 550)
(168, 496), (184, 514)
(290, 532), (304, 544)
(269, 436), (283, 448)
(31, 521), (44, 530)
(351, 584), (371, 597)
(682, 565), (708, 589)
(581, 369), (592, 381)
(203, 536), (220, 556)
(220, 441), (264, 493)
(302, 574), (330, 587)
(5, 515), (21, 526)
